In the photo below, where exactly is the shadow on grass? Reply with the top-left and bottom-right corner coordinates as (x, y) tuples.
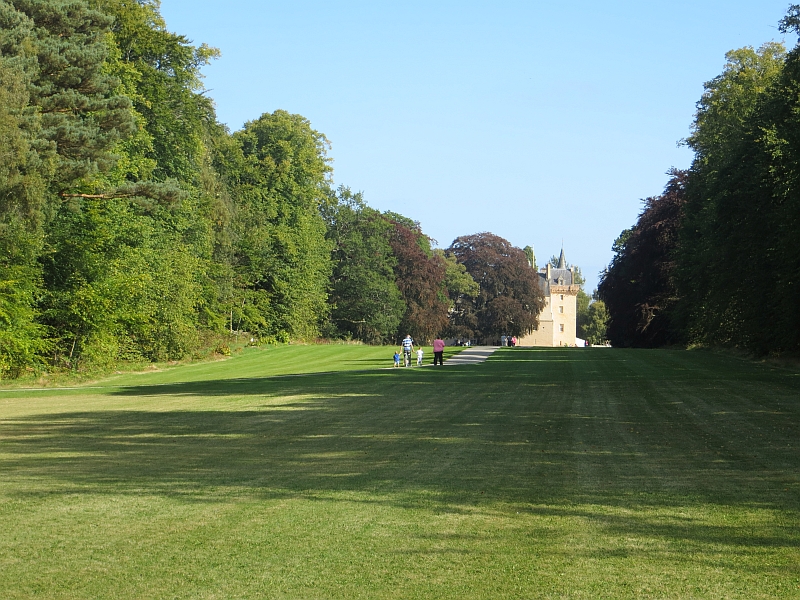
(1, 349), (799, 555)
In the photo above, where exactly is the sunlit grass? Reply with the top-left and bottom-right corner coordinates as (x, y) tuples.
(0, 347), (798, 598)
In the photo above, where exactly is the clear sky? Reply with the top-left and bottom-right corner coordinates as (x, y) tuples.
(160, 0), (794, 292)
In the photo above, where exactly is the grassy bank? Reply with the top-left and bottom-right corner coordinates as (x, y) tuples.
(0, 347), (798, 598)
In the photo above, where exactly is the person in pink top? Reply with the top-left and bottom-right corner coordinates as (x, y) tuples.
(433, 336), (445, 366)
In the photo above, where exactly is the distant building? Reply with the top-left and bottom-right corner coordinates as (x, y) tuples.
(517, 248), (579, 347)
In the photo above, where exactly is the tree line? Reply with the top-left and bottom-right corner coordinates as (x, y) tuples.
(598, 7), (800, 355)
(0, 0), (560, 378)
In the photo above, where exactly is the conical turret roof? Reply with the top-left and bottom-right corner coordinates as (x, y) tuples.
(557, 247), (566, 269)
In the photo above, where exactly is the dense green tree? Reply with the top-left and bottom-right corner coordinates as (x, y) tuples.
(92, 0), (218, 184)
(228, 110), (333, 341)
(0, 0), (148, 372)
(676, 34), (798, 353)
(322, 187), (403, 343)
(96, 0), (230, 332)
(0, 16), (51, 377)
(522, 245), (536, 270)
(26, 0), (230, 366)
(582, 299), (608, 346)
(435, 248), (479, 319)
(447, 233), (545, 342)
(576, 289), (591, 339)
(677, 43), (785, 347)
(685, 43), (785, 166)
(0, 0), (360, 375)
(437, 248), (480, 340)
(40, 196), (205, 367)
(0, 2), (50, 208)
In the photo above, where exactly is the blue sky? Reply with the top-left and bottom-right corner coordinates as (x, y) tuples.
(161, 0), (794, 292)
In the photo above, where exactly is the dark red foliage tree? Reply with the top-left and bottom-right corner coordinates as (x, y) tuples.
(446, 233), (544, 342)
(385, 215), (449, 344)
(598, 169), (687, 347)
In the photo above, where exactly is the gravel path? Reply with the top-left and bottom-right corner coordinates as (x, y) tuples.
(444, 346), (498, 365)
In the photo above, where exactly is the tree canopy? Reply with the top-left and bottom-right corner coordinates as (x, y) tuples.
(598, 170), (687, 348)
(385, 214), (449, 344)
(227, 110), (333, 341)
(322, 187), (403, 344)
(446, 233), (544, 342)
(0, 0), (576, 378)
(599, 9), (800, 355)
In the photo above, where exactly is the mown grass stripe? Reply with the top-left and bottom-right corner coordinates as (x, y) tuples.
(0, 347), (797, 598)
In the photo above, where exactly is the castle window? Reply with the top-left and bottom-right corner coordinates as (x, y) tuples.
(560, 295), (564, 301)
(559, 306), (564, 313)
(559, 324), (564, 332)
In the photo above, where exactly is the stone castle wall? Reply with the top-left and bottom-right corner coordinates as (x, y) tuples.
(518, 284), (578, 347)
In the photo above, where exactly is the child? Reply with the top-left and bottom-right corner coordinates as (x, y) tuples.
(393, 351), (401, 368)
(416, 347), (424, 366)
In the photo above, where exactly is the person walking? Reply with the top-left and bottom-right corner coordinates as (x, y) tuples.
(416, 347), (424, 366)
(393, 351), (401, 367)
(433, 336), (445, 366)
(401, 334), (414, 367)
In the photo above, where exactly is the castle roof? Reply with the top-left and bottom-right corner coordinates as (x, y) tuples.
(557, 248), (566, 269)
(538, 268), (574, 295)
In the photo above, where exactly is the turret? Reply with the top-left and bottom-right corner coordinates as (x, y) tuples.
(557, 247), (566, 269)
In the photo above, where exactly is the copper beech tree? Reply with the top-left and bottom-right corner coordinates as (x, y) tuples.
(446, 233), (544, 342)
(598, 170), (687, 348)
(385, 214), (450, 344)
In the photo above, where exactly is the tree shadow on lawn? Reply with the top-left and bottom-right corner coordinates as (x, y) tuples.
(2, 353), (799, 557)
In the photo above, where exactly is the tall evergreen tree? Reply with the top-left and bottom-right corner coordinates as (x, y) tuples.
(10, 0), (137, 194)
(0, 34), (50, 376)
(23, 0), (229, 366)
(0, 0), (144, 372)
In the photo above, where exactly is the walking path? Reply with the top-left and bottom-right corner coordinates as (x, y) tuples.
(444, 346), (499, 366)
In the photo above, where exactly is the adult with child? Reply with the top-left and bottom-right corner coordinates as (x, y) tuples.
(401, 334), (414, 367)
(433, 336), (445, 366)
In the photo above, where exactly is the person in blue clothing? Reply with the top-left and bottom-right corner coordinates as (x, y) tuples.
(401, 334), (414, 367)
(393, 351), (401, 367)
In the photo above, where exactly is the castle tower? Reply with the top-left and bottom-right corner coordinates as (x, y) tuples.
(517, 247), (580, 347)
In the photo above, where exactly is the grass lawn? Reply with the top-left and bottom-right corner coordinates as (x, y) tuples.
(0, 346), (798, 598)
